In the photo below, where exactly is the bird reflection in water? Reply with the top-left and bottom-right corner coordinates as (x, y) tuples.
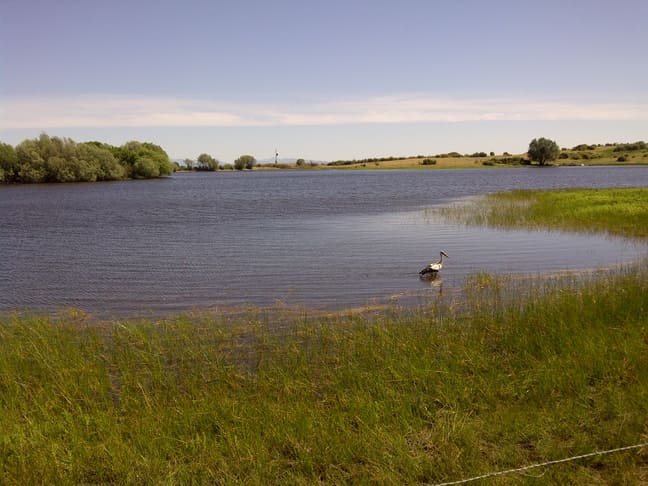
(420, 272), (443, 296)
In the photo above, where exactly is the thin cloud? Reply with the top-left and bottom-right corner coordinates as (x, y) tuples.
(1, 94), (647, 130)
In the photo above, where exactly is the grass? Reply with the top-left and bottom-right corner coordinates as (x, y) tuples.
(1, 188), (648, 484)
(442, 187), (648, 238)
(558, 142), (648, 166)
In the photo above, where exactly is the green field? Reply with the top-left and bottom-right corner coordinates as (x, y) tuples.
(1, 188), (647, 484)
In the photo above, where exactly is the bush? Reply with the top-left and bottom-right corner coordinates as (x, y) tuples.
(572, 144), (596, 151)
(0, 142), (18, 182)
(484, 157), (527, 166)
(613, 141), (646, 152)
(196, 153), (219, 171)
(327, 160), (355, 166)
(234, 155), (256, 170)
(1, 134), (172, 183)
(421, 158), (437, 165)
(132, 157), (160, 178)
(433, 152), (462, 158)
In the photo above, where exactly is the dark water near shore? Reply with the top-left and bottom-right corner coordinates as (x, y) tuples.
(1, 167), (647, 318)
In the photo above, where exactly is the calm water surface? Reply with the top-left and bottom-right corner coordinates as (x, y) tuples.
(1, 167), (647, 318)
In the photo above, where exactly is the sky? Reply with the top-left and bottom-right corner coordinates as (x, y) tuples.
(1, 0), (647, 162)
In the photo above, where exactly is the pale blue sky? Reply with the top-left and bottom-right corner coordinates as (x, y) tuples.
(1, 0), (647, 162)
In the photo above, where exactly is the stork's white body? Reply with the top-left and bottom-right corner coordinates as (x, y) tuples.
(419, 251), (449, 277)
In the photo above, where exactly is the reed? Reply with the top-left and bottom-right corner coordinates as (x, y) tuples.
(1, 187), (647, 484)
(442, 187), (648, 238)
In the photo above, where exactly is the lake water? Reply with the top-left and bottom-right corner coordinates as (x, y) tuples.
(1, 166), (647, 318)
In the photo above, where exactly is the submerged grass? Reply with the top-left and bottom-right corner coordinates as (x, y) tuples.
(444, 187), (648, 238)
(2, 187), (648, 484)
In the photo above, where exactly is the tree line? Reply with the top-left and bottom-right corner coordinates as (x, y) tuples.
(0, 133), (174, 183)
(182, 153), (257, 171)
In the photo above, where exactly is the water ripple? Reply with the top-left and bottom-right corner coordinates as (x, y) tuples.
(1, 168), (647, 317)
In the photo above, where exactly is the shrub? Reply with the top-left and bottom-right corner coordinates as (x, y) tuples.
(132, 157), (160, 178)
(0, 142), (18, 182)
(421, 158), (437, 165)
(613, 141), (646, 152)
(572, 144), (596, 151)
(234, 155), (256, 170)
(196, 153), (219, 171)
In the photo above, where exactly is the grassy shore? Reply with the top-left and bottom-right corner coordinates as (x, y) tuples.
(280, 142), (648, 170)
(1, 189), (647, 484)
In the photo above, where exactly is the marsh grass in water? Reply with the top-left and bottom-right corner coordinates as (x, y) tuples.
(438, 187), (648, 238)
(1, 187), (648, 484)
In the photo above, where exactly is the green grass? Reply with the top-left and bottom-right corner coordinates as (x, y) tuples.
(2, 188), (648, 484)
(557, 142), (648, 166)
(443, 187), (648, 239)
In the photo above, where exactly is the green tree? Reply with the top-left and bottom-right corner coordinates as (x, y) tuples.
(47, 156), (78, 182)
(142, 142), (173, 176)
(4, 134), (175, 183)
(74, 158), (101, 182)
(132, 156), (160, 178)
(15, 139), (47, 182)
(116, 141), (173, 178)
(196, 153), (218, 171)
(184, 158), (194, 170)
(234, 155), (256, 170)
(78, 143), (125, 180)
(0, 142), (18, 182)
(528, 137), (560, 166)
(295, 158), (305, 167)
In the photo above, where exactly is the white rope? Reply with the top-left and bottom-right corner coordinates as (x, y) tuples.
(430, 442), (648, 486)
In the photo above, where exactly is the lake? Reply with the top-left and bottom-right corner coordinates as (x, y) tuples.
(1, 166), (647, 318)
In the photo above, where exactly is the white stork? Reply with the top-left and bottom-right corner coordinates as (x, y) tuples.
(419, 251), (449, 277)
